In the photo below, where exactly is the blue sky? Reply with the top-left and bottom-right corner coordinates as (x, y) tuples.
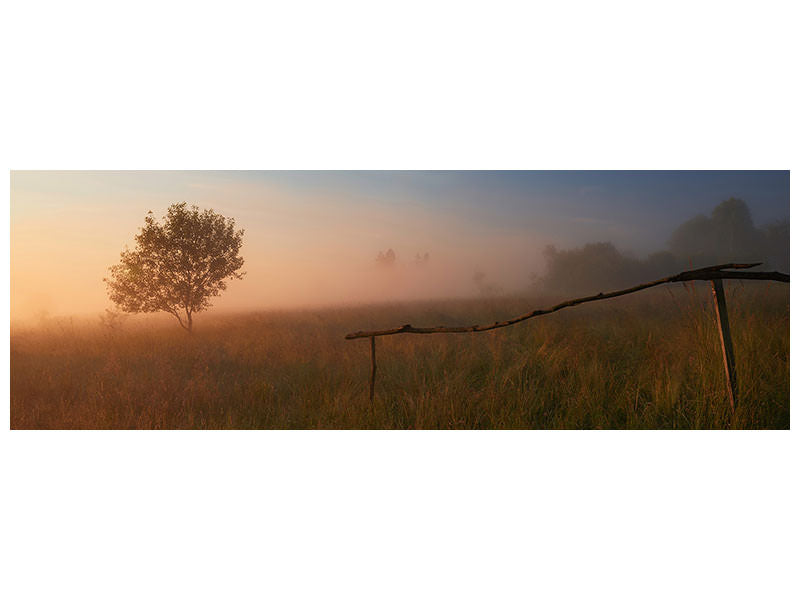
(180, 170), (788, 255)
(244, 170), (789, 248)
(13, 170), (788, 252)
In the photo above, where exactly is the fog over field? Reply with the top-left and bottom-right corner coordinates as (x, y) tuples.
(10, 170), (790, 430)
(10, 171), (789, 323)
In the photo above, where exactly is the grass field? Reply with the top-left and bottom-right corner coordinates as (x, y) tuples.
(10, 282), (789, 429)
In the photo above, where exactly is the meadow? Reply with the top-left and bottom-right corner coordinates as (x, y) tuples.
(10, 283), (789, 429)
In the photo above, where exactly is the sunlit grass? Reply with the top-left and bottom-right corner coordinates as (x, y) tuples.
(10, 283), (788, 429)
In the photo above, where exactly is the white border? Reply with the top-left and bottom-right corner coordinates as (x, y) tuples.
(2, 2), (797, 599)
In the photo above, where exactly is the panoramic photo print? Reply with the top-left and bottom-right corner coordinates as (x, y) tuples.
(10, 170), (789, 429)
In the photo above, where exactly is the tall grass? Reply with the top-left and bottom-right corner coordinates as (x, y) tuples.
(10, 283), (788, 429)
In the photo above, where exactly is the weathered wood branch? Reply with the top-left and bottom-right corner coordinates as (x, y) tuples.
(710, 280), (737, 414)
(345, 263), (789, 340)
(369, 336), (377, 403)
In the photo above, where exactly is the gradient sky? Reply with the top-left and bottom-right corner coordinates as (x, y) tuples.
(10, 170), (789, 322)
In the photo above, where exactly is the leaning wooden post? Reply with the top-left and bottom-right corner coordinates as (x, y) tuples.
(710, 278), (737, 414)
(369, 336), (377, 402)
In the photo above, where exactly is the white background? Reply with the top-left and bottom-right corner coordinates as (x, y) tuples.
(1, 1), (797, 599)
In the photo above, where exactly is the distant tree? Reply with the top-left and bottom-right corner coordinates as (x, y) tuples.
(668, 214), (714, 262)
(535, 198), (787, 296)
(539, 242), (643, 294)
(536, 243), (683, 295)
(105, 203), (245, 332)
(376, 248), (397, 267)
(710, 197), (761, 254)
(669, 198), (765, 265)
(414, 252), (431, 267)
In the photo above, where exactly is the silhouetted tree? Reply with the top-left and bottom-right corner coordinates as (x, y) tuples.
(669, 197), (766, 265)
(539, 242), (643, 294)
(105, 203), (245, 332)
(376, 248), (397, 267)
(668, 198), (790, 269)
(537, 244), (684, 295)
(536, 198), (787, 295)
(668, 214), (714, 262)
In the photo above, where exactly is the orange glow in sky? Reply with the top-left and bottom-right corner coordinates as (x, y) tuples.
(10, 171), (540, 322)
(11, 170), (789, 323)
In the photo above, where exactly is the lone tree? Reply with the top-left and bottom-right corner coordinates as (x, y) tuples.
(105, 203), (245, 332)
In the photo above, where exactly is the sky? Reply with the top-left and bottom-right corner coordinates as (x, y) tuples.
(10, 170), (789, 322)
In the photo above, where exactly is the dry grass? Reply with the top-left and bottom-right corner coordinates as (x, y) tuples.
(10, 283), (789, 429)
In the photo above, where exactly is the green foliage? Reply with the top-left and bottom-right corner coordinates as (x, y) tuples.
(105, 203), (245, 331)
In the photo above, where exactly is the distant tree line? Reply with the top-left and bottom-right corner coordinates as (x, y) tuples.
(537, 198), (788, 294)
(668, 198), (787, 270)
(375, 248), (431, 268)
(376, 248), (397, 267)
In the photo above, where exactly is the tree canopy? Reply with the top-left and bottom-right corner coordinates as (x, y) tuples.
(105, 203), (245, 331)
(537, 198), (787, 294)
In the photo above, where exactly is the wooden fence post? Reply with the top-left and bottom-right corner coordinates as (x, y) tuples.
(369, 336), (377, 403)
(710, 279), (737, 414)
(346, 264), (787, 418)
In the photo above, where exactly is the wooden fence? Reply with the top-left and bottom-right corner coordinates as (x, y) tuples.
(345, 263), (789, 414)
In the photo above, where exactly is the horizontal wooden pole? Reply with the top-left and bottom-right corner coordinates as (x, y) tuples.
(345, 263), (788, 340)
(690, 271), (788, 282)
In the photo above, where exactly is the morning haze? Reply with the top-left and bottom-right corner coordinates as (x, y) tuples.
(10, 170), (789, 429)
(10, 170), (789, 322)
